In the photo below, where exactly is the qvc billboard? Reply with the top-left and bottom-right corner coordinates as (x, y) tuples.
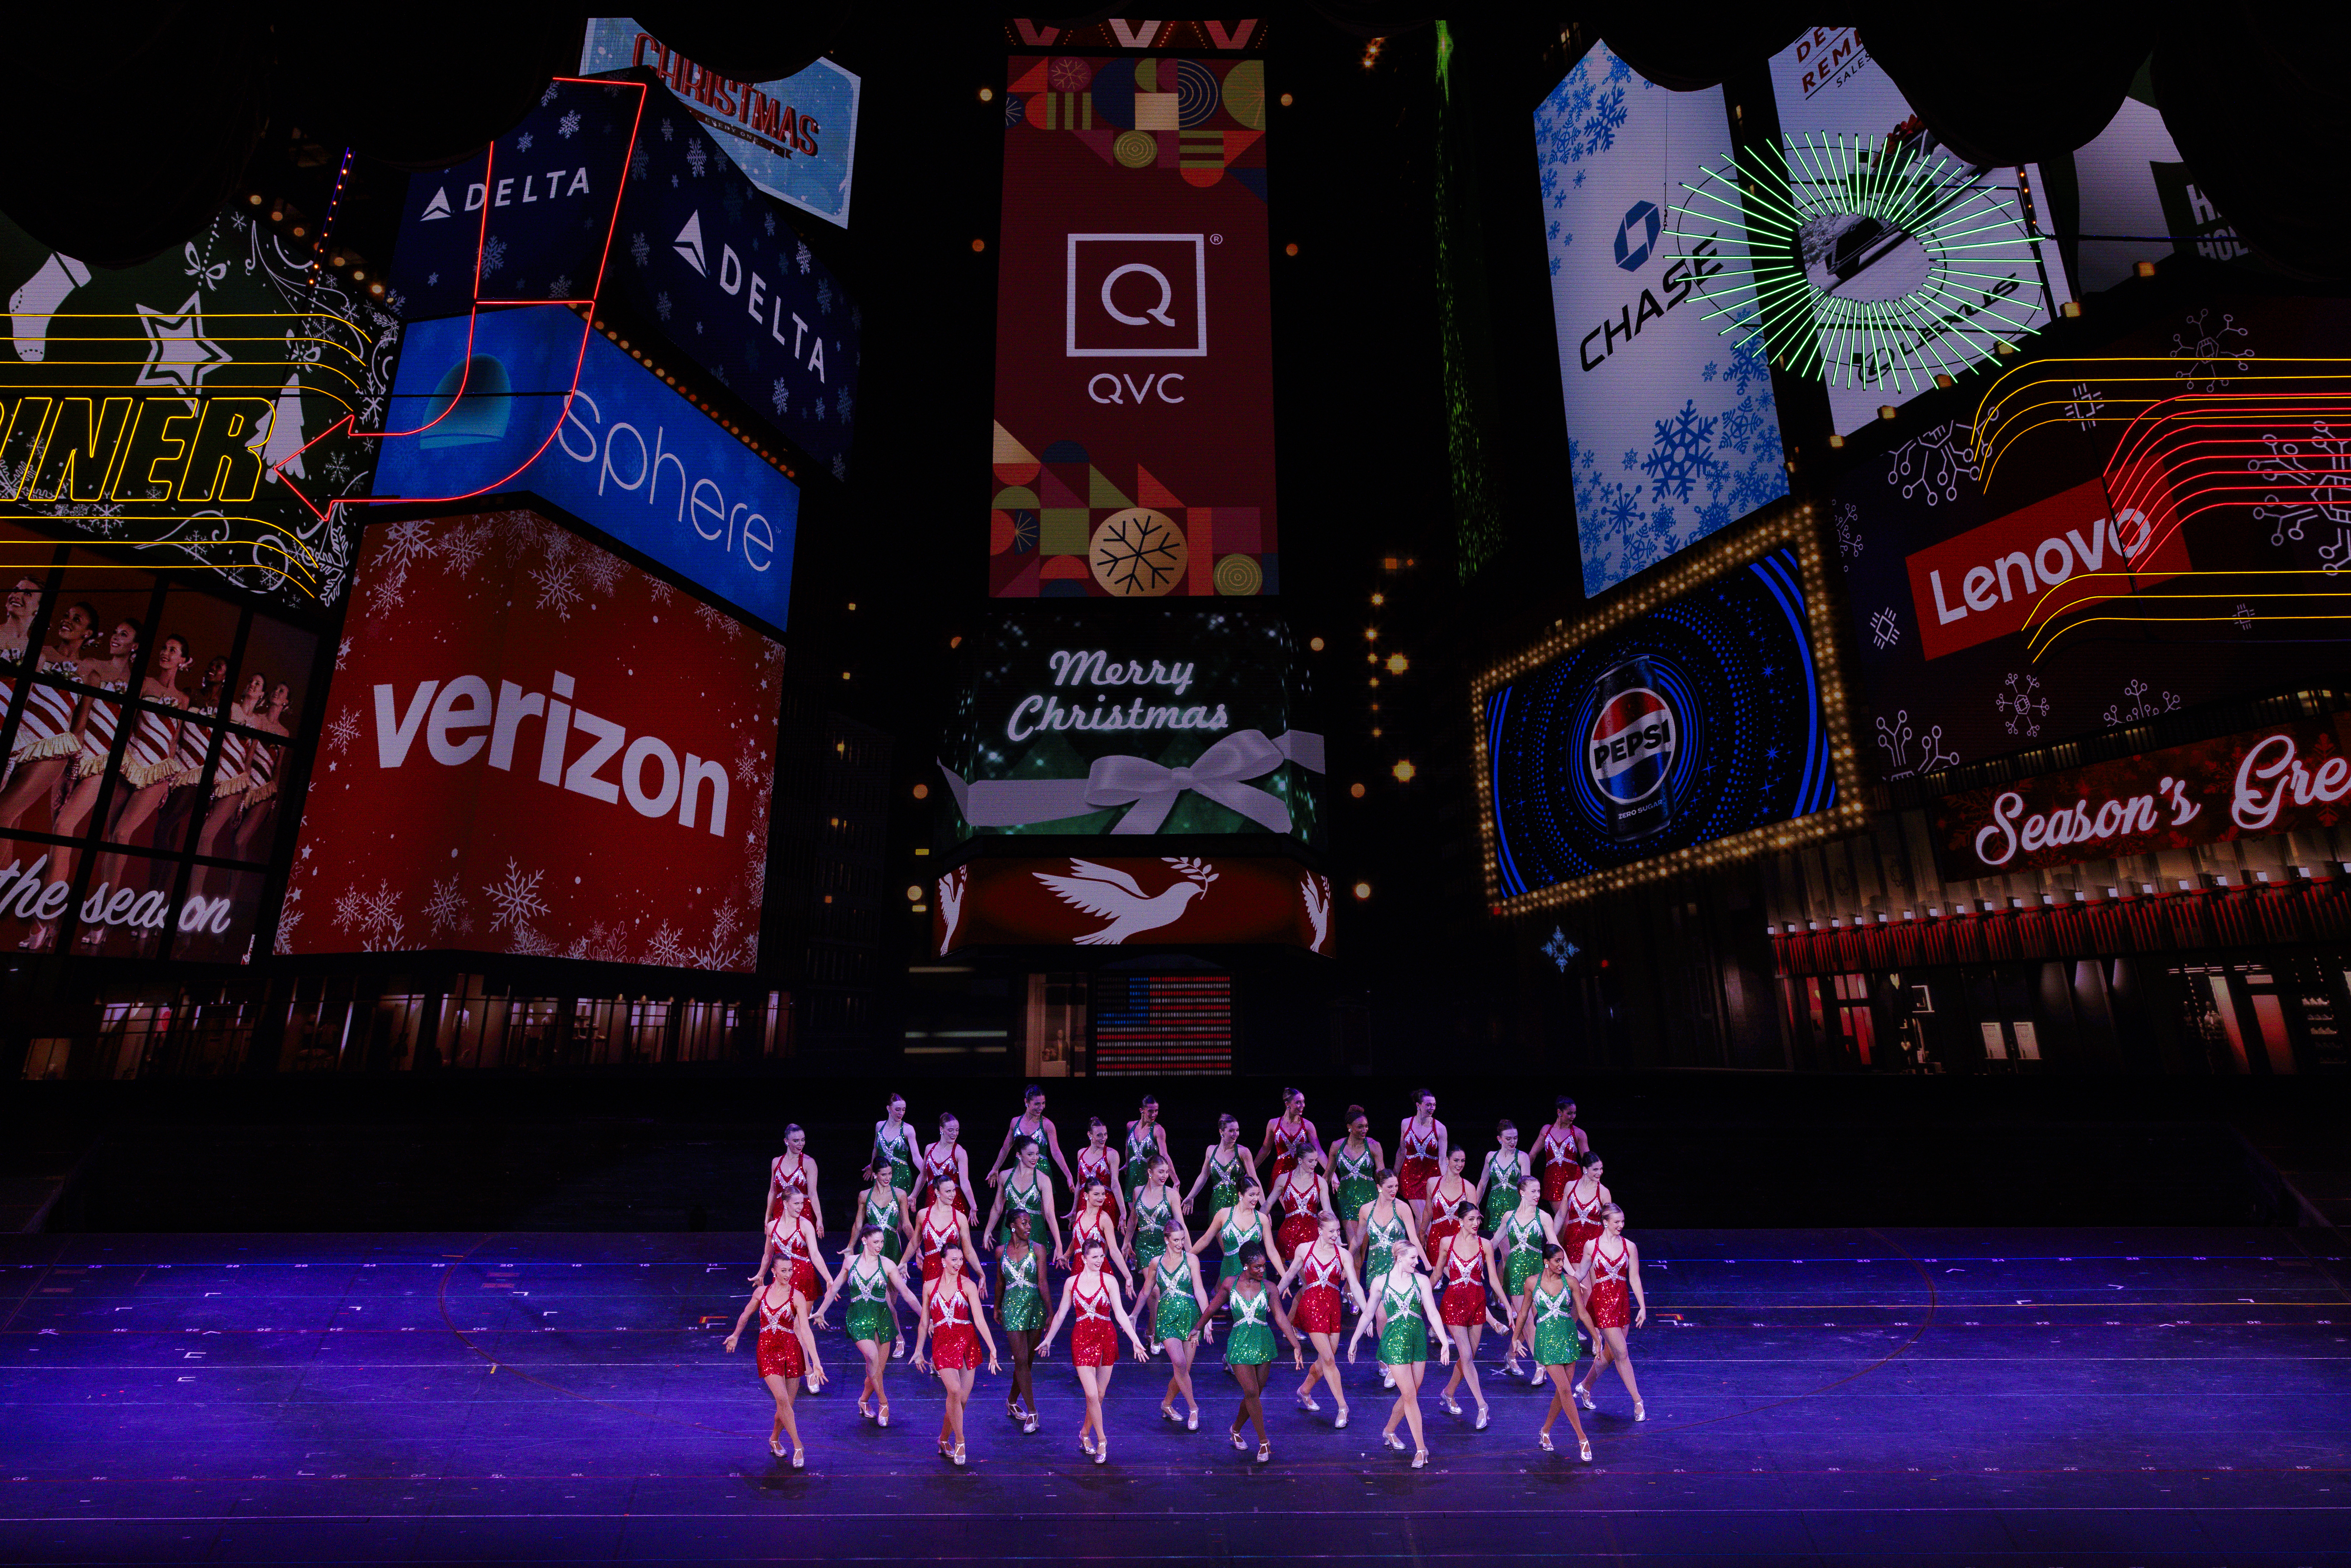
(279, 510), (780, 969)
(1535, 43), (1788, 597)
(990, 55), (1276, 598)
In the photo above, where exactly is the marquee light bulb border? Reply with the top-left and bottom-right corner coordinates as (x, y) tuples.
(1674, 133), (2047, 392)
(1467, 503), (1870, 917)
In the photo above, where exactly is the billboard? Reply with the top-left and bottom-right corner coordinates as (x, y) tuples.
(1930, 713), (2351, 879)
(0, 202), (391, 606)
(1764, 27), (2071, 435)
(936, 854), (1332, 954)
(372, 306), (800, 631)
(387, 75), (858, 476)
(279, 510), (780, 968)
(1535, 44), (1788, 596)
(2070, 84), (2250, 295)
(581, 19), (862, 229)
(1837, 294), (2351, 782)
(938, 605), (1321, 844)
(991, 54), (1276, 598)
(1475, 526), (1859, 908)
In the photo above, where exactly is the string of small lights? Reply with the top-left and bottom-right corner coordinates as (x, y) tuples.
(1468, 502), (1869, 915)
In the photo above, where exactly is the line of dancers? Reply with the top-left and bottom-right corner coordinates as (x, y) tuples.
(725, 1086), (1648, 1470)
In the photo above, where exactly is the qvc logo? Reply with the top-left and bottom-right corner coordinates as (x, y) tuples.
(1066, 233), (1207, 358)
(1902, 476), (2190, 661)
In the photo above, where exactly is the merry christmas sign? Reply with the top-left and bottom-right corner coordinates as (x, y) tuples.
(279, 509), (781, 968)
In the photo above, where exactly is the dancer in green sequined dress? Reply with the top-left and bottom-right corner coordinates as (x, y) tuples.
(1479, 1120), (1530, 1237)
(1348, 1249), (1449, 1469)
(1492, 1174), (1558, 1379)
(1329, 1107), (1384, 1256)
(993, 1211), (1048, 1432)
(1511, 1242), (1592, 1461)
(813, 1223), (922, 1429)
(1191, 1181), (1283, 1284)
(1184, 1113), (1258, 1227)
(1122, 1156), (1183, 1271)
(1137, 1218), (1211, 1428)
(1200, 1244), (1302, 1464)
(870, 1092), (917, 1196)
(981, 1134), (1062, 1258)
(1122, 1094), (1169, 1207)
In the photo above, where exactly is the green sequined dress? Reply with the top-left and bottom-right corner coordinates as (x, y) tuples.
(1150, 1254), (1199, 1341)
(996, 1245), (1044, 1332)
(1223, 1285), (1276, 1366)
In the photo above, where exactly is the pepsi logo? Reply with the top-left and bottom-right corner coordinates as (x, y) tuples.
(1613, 201), (1662, 272)
(1587, 686), (1675, 804)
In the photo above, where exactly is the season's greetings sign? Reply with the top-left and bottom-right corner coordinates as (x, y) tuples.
(1930, 713), (2351, 878)
(938, 606), (1321, 843)
(279, 509), (781, 967)
(990, 54), (1276, 597)
(935, 854), (1332, 954)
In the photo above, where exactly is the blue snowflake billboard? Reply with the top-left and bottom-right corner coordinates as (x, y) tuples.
(1474, 531), (1857, 910)
(1534, 44), (1788, 598)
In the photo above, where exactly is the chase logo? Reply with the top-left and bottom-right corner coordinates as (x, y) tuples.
(1612, 201), (1662, 272)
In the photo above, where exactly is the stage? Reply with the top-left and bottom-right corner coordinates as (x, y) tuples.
(4, 1227), (2345, 1565)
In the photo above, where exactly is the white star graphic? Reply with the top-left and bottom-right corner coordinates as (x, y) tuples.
(134, 292), (230, 390)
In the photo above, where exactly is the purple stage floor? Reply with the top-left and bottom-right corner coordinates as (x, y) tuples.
(3, 1227), (2346, 1565)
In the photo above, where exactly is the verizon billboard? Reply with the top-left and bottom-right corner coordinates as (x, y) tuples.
(279, 510), (780, 968)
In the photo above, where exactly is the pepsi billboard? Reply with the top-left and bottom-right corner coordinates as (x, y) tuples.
(372, 306), (800, 632)
(1477, 538), (1842, 905)
(1535, 44), (1789, 597)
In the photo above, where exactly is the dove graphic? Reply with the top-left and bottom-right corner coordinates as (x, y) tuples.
(937, 866), (967, 956)
(1301, 873), (1331, 954)
(1034, 858), (1214, 946)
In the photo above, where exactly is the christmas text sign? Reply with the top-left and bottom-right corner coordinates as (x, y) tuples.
(1929, 713), (2351, 878)
(938, 605), (1321, 843)
(279, 509), (780, 968)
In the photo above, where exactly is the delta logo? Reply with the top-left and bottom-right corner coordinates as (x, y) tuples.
(1902, 475), (2191, 661)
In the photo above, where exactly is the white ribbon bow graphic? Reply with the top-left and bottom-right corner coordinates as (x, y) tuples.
(939, 728), (1325, 835)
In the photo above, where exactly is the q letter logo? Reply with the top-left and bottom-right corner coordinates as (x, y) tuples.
(1066, 233), (1209, 357)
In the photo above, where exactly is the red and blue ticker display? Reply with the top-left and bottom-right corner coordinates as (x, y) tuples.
(1483, 547), (1835, 895)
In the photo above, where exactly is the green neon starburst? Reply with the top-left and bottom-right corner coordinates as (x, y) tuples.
(1674, 133), (2048, 393)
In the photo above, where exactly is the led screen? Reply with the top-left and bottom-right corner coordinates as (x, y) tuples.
(1837, 294), (2351, 782)
(1766, 26), (2071, 435)
(1479, 542), (1839, 903)
(1535, 44), (1788, 596)
(389, 78), (857, 478)
(1930, 713), (2351, 879)
(938, 605), (1321, 844)
(581, 19), (862, 229)
(373, 306), (800, 631)
(990, 54), (1276, 598)
(936, 854), (1331, 954)
(2070, 83), (2252, 295)
(279, 510), (780, 968)
(0, 202), (389, 607)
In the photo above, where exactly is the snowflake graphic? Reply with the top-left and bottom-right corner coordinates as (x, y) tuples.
(1533, 49), (1635, 236)
(1542, 928), (1580, 972)
(326, 708), (361, 753)
(381, 518), (438, 570)
(813, 395), (827, 422)
(531, 558), (581, 619)
(1868, 607), (1901, 649)
(694, 599), (742, 636)
(771, 378), (790, 415)
(831, 453), (847, 481)
(508, 924), (558, 958)
(2102, 678), (2182, 727)
(686, 138), (707, 177)
(439, 522), (489, 576)
(273, 905), (303, 953)
(1874, 710), (1961, 779)
(795, 241), (812, 275)
(332, 879), (405, 951)
(816, 278), (834, 315)
(644, 922), (688, 967)
(558, 110), (582, 139)
(580, 549), (625, 599)
(655, 291), (673, 322)
(834, 387), (853, 425)
(482, 858), (550, 933)
(481, 237), (508, 276)
(515, 131), (535, 154)
(1090, 512), (1184, 595)
(1640, 401), (1727, 504)
(335, 636), (352, 670)
(660, 117), (674, 141)
(629, 231), (650, 268)
(2170, 307), (2253, 391)
(548, 274), (572, 298)
(541, 82), (560, 106)
(2248, 420), (2351, 567)
(423, 876), (471, 935)
(630, 144), (650, 180)
(1995, 672), (2049, 737)
(645, 576), (673, 606)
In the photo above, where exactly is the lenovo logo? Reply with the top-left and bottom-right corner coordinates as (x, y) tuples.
(1903, 476), (2189, 660)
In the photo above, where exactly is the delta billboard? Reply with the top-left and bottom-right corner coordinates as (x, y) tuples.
(990, 55), (1277, 598)
(279, 510), (780, 968)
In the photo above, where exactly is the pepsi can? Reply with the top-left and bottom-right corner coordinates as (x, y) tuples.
(1585, 659), (1676, 842)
